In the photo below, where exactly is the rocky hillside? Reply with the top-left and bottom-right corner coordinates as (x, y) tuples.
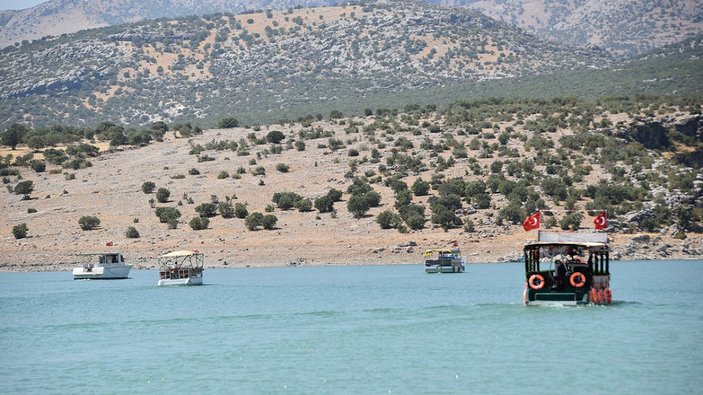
(454, 0), (703, 56)
(4, 0), (701, 57)
(0, 1), (608, 130)
(1, 96), (701, 270)
(0, 0), (339, 48)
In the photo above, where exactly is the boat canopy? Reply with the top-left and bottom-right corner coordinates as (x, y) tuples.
(423, 248), (459, 256)
(159, 250), (201, 258)
(524, 241), (607, 248)
(535, 230), (607, 244)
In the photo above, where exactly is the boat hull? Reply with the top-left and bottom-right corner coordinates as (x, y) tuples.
(158, 276), (203, 286)
(73, 265), (131, 280)
(425, 265), (465, 274)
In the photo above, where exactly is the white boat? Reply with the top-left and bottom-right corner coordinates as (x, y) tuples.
(72, 252), (132, 280)
(423, 248), (466, 273)
(157, 250), (204, 286)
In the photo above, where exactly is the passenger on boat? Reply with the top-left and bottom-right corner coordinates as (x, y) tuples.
(553, 260), (567, 290)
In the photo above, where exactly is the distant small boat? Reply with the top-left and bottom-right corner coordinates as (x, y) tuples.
(72, 252), (132, 280)
(523, 231), (611, 306)
(423, 248), (466, 273)
(157, 250), (204, 286)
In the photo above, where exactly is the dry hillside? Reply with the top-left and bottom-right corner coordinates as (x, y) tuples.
(2, 97), (701, 271)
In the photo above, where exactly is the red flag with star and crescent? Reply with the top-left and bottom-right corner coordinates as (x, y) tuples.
(593, 211), (607, 230)
(522, 212), (541, 231)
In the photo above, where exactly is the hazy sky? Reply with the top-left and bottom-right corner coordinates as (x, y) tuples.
(0, 0), (48, 11)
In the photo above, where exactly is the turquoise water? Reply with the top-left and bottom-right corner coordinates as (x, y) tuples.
(1, 260), (702, 394)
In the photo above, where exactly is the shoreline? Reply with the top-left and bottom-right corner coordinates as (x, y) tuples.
(2, 233), (701, 272)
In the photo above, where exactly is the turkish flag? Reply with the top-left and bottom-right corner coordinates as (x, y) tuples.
(593, 211), (607, 230)
(106, 241), (113, 247)
(523, 212), (541, 231)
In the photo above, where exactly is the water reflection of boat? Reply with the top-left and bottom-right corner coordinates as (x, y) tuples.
(423, 248), (466, 273)
(523, 231), (611, 306)
(72, 252), (132, 280)
(157, 250), (204, 286)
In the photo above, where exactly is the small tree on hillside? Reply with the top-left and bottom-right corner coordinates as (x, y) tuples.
(245, 212), (264, 230)
(125, 226), (140, 238)
(195, 203), (218, 217)
(156, 188), (170, 203)
(262, 214), (278, 230)
(189, 217), (210, 230)
(1, 123), (28, 149)
(12, 223), (28, 239)
(155, 207), (181, 223)
(347, 194), (370, 218)
(266, 130), (285, 144)
(78, 216), (101, 231)
(14, 180), (34, 200)
(218, 117), (239, 129)
(315, 195), (334, 213)
(411, 178), (430, 196)
(234, 203), (248, 218)
(142, 181), (156, 194)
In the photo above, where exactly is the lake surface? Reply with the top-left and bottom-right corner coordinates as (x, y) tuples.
(1, 260), (702, 394)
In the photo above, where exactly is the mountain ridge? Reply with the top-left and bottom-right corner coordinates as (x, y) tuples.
(0, 1), (612, 130)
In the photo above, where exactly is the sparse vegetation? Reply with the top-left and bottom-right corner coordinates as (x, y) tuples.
(78, 216), (101, 231)
(125, 226), (140, 238)
(12, 223), (28, 239)
(156, 188), (170, 203)
(189, 217), (210, 230)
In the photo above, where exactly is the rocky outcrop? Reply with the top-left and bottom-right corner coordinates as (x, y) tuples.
(612, 234), (703, 260)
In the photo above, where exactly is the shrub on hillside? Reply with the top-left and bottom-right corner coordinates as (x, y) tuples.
(12, 223), (28, 239)
(141, 181), (156, 194)
(156, 188), (170, 203)
(195, 203), (218, 217)
(155, 207), (181, 223)
(347, 194), (370, 218)
(295, 198), (313, 212)
(245, 212), (264, 230)
(219, 203), (235, 218)
(559, 212), (583, 231)
(218, 117), (239, 129)
(30, 160), (45, 173)
(14, 180), (33, 199)
(327, 188), (343, 202)
(78, 216), (101, 231)
(125, 226), (140, 238)
(189, 217), (210, 230)
(234, 203), (248, 219)
(262, 214), (278, 230)
(431, 207), (462, 229)
(376, 210), (402, 229)
(272, 192), (303, 210)
(411, 178), (430, 196)
(314, 195), (334, 213)
(266, 131), (285, 144)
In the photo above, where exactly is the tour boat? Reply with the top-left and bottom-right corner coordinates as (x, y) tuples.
(72, 252), (132, 280)
(423, 248), (466, 273)
(157, 250), (204, 286)
(523, 231), (611, 306)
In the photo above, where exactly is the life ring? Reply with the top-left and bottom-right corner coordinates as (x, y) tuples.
(528, 274), (545, 290)
(570, 272), (586, 288)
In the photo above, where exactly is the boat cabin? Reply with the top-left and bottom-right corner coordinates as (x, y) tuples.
(523, 231), (611, 305)
(157, 250), (204, 286)
(73, 252), (132, 280)
(424, 248), (465, 273)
